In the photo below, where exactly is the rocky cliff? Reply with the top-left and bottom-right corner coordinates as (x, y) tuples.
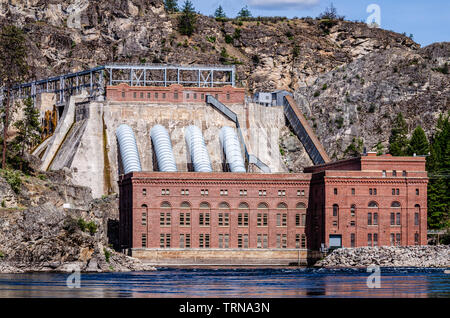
(0, 166), (154, 273)
(1, 0), (448, 168)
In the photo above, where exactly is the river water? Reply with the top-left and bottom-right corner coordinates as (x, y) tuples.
(0, 267), (448, 298)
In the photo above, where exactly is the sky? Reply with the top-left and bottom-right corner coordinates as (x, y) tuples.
(186, 0), (450, 47)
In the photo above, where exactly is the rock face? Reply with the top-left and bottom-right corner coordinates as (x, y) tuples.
(315, 246), (450, 268)
(0, 171), (155, 273)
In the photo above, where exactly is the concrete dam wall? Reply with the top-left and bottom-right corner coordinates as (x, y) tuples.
(36, 97), (288, 198)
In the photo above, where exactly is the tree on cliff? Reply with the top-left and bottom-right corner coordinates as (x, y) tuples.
(0, 25), (29, 169)
(407, 126), (429, 156)
(13, 97), (41, 158)
(164, 0), (178, 13)
(178, 0), (196, 36)
(426, 113), (450, 229)
(237, 6), (252, 19)
(214, 5), (227, 19)
(389, 113), (409, 156)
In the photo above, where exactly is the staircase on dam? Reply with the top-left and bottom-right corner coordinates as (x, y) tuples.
(283, 95), (330, 165)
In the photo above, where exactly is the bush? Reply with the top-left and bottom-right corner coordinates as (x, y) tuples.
(335, 117), (344, 129)
(252, 55), (260, 65)
(206, 36), (216, 43)
(368, 104), (376, 113)
(224, 34), (233, 44)
(63, 217), (78, 234)
(77, 218), (97, 235)
(0, 169), (22, 194)
(0, 251), (4, 258)
(313, 91), (320, 97)
(104, 248), (111, 263)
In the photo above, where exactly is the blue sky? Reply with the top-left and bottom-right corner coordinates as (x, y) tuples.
(185, 0), (449, 47)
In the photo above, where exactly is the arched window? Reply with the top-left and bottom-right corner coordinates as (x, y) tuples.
(391, 201), (401, 208)
(141, 204), (148, 208)
(415, 204), (420, 212)
(277, 203), (288, 209)
(239, 202), (249, 209)
(161, 201), (171, 208)
(332, 204), (339, 217)
(180, 201), (191, 209)
(258, 203), (268, 209)
(219, 202), (230, 209)
(199, 202), (210, 209)
(368, 201), (378, 208)
(296, 202), (306, 209)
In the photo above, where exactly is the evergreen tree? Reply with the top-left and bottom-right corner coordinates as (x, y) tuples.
(407, 125), (429, 156)
(237, 6), (252, 19)
(13, 97), (42, 157)
(214, 5), (226, 19)
(426, 113), (450, 229)
(388, 113), (409, 156)
(0, 25), (29, 169)
(164, 0), (179, 13)
(178, 0), (196, 36)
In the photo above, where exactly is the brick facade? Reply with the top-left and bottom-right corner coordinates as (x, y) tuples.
(119, 154), (428, 262)
(106, 83), (245, 104)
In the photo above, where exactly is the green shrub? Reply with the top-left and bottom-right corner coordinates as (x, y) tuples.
(0, 251), (4, 258)
(1, 200), (5, 208)
(104, 248), (111, 263)
(313, 91), (320, 97)
(322, 83), (328, 90)
(368, 104), (376, 113)
(335, 117), (344, 129)
(86, 221), (97, 235)
(224, 34), (233, 44)
(0, 169), (22, 194)
(252, 55), (260, 65)
(292, 45), (300, 58)
(206, 36), (216, 43)
(77, 218), (87, 232)
(38, 174), (47, 181)
(233, 28), (241, 39)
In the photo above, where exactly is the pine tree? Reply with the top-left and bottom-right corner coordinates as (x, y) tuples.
(426, 113), (450, 229)
(388, 113), (409, 156)
(164, 0), (178, 13)
(214, 5), (226, 19)
(0, 25), (29, 169)
(13, 97), (42, 157)
(237, 6), (252, 19)
(178, 0), (196, 36)
(407, 125), (429, 156)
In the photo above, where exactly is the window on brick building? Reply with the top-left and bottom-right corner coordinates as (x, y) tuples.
(161, 189), (170, 195)
(350, 204), (356, 217)
(396, 233), (401, 246)
(179, 234), (186, 248)
(140, 92), (143, 99)
(334, 188), (338, 195)
(239, 189), (247, 196)
(147, 93), (151, 99)
(396, 213), (401, 225)
(416, 189), (419, 195)
(369, 188), (377, 195)
(373, 233), (378, 246)
(155, 92), (159, 99)
(332, 204), (339, 217)
(160, 234), (171, 248)
(259, 190), (267, 196)
(174, 91), (178, 99)
(201, 189), (208, 196)
(181, 189), (189, 195)
(142, 188), (147, 196)
(238, 213), (249, 226)
(368, 213), (372, 226)
(215, 94), (218, 99)
(373, 213), (378, 225)
(333, 220), (338, 227)
(201, 93), (205, 100)
(390, 233), (395, 246)
(301, 234), (306, 248)
(142, 233), (147, 248)
(415, 204), (420, 226)
(220, 189), (228, 196)
(278, 190), (286, 197)
(414, 233), (419, 245)
(218, 212), (229, 226)
(382, 170), (386, 177)
(351, 188), (355, 195)
(162, 93), (166, 99)
(392, 170), (397, 177)
(122, 91), (125, 98)
(226, 93), (230, 100)
(199, 212), (210, 226)
(142, 212), (147, 226)
(179, 212), (191, 226)
(350, 233), (355, 247)
(160, 212), (171, 226)
(133, 92), (137, 99)
(368, 233), (372, 246)
(402, 170), (407, 177)
(350, 221), (356, 227)
(297, 189), (305, 196)
(390, 213), (395, 226)
(199, 234), (210, 248)
(219, 234), (229, 248)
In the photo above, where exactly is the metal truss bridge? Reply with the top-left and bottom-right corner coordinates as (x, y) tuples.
(0, 63), (236, 106)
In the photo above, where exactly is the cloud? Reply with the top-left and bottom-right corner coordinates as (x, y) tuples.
(247, 0), (320, 10)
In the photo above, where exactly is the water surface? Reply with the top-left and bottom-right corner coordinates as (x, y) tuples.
(0, 267), (448, 298)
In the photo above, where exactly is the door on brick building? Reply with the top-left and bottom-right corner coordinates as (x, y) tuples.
(329, 235), (342, 250)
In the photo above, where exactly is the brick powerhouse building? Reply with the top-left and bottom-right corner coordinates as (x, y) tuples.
(119, 153), (428, 265)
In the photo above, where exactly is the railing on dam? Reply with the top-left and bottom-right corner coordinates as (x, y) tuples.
(206, 95), (271, 173)
(0, 63), (236, 107)
(283, 95), (330, 165)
